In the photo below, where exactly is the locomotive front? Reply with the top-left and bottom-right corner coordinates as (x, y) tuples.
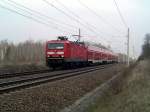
(46, 37), (68, 69)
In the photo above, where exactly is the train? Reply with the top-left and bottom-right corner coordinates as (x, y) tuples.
(45, 36), (118, 69)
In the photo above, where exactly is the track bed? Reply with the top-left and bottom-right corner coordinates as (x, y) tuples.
(0, 64), (125, 112)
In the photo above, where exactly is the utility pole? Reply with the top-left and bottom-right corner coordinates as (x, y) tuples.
(127, 28), (130, 66)
(78, 28), (81, 42)
(132, 45), (135, 61)
(72, 28), (81, 42)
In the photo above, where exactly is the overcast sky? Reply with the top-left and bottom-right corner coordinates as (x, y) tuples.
(0, 0), (150, 58)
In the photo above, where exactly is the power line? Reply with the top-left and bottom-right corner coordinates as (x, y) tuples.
(50, 0), (126, 43)
(42, 0), (81, 24)
(4, 0), (78, 30)
(113, 0), (129, 66)
(0, 1), (109, 45)
(1, 0), (119, 45)
(55, 0), (81, 20)
(55, 0), (115, 37)
(113, 0), (128, 28)
(113, 0), (129, 65)
(77, 0), (124, 33)
(42, 0), (112, 44)
(0, 3), (68, 33)
(1, 0), (107, 44)
(42, 0), (98, 35)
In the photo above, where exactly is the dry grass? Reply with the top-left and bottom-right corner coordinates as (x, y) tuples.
(89, 60), (150, 112)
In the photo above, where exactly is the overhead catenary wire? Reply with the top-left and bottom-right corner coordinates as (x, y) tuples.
(0, 3), (69, 34)
(4, 0), (79, 30)
(42, 0), (98, 34)
(55, 0), (81, 21)
(1, 0), (64, 30)
(113, 0), (128, 28)
(113, 0), (130, 66)
(55, 0), (116, 38)
(0, 0), (108, 44)
(56, 0), (126, 42)
(5, 0), (115, 44)
(42, 0), (83, 25)
(42, 0), (111, 44)
(0, 0), (125, 46)
(77, 0), (124, 33)
(42, 1), (97, 34)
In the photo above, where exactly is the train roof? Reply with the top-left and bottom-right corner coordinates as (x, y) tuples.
(47, 40), (85, 46)
(47, 40), (70, 43)
(87, 45), (118, 56)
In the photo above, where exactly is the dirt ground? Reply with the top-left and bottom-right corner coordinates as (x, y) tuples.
(0, 64), (124, 112)
(90, 60), (150, 112)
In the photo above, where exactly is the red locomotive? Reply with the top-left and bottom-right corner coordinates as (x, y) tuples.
(46, 36), (118, 69)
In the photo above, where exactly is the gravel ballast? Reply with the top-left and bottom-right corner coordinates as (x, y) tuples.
(0, 64), (124, 112)
(0, 64), (48, 75)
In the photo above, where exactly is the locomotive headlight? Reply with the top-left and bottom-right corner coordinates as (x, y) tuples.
(47, 52), (55, 54)
(56, 52), (64, 54)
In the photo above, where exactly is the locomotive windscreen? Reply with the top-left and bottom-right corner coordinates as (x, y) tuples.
(47, 43), (64, 49)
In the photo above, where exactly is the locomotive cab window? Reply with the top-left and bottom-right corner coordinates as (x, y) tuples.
(48, 43), (64, 49)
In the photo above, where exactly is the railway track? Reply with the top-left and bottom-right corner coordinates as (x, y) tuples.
(0, 69), (51, 79)
(0, 64), (113, 94)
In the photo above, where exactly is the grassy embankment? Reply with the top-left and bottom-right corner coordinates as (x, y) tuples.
(89, 60), (150, 112)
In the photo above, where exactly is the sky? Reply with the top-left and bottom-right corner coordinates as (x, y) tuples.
(0, 0), (150, 58)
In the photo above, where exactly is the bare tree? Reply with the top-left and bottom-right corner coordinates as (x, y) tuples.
(0, 40), (9, 63)
(0, 40), (45, 66)
(140, 34), (150, 60)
